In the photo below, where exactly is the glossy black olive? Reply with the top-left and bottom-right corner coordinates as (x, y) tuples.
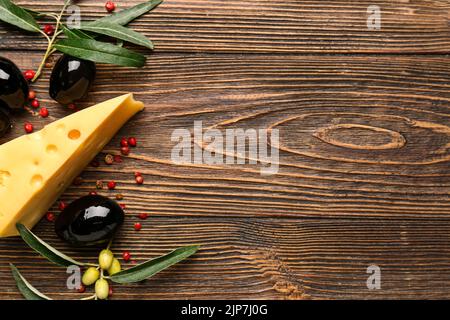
(0, 56), (29, 112)
(0, 105), (11, 137)
(55, 195), (124, 246)
(49, 54), (96, 105)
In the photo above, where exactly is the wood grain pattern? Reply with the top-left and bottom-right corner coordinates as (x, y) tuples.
(2, 217), (450, 299)
(0, 0), (449, 53)
(1, 0), (450, 300)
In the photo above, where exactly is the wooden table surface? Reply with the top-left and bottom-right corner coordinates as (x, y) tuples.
(1, 0), (450, 299)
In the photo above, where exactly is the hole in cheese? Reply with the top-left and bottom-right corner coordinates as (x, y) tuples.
(68, 129), (81, 140)
(57, 124), (66, 132)
(30, 174), (43, 187)
(0, 170), (11, 187)
(46, 144), (58, 154)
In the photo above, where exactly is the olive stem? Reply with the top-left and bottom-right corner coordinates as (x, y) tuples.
(106, 238), (114, 250)
(32, 1), (71, 82)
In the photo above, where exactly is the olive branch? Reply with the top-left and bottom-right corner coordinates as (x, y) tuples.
(12, 223), (199, 300)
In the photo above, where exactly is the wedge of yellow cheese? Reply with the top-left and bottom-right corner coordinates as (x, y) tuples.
(0, 93), (144, 237)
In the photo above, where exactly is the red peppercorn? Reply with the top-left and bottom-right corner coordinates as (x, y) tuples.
(138, 213), (148, 220)
(89, 191), (97, 196)
(119, 203), (126, 209)
(43, 24), (54, 36)
(109, 286), (113, 297)
(120, 146), (130, 156)
(45, 212), (55, 222)
(78, 285), (86, 293)
(113, 155), (122, 163)
(134, 222), (142, 231)
(58, 201), (67, 211)
(128, 137), (137, 147)
(28, 90), (36, 100)
(39, 107), (49, 118)
(120, 137), (128, 147)
(107, 181), (116, 190)
(23, 70), (35, 81)
(67, 103), (76, 110)
(105, 1), (116, 12)
(24, 122), (33, 133)
(31, 99), (40, 108)
(122, 251), (131, 262)
(134, 171), (142, 177)
(135, 175), (144, 185)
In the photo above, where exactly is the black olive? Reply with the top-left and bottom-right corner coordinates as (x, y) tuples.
(0, 56), (29, 112)
(55, 195), (124, 246)
(0, 105), (11, 137)
(49, 54), (96, 105)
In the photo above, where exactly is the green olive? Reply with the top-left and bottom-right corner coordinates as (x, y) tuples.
(95, 279), (109, 300)
(98, 249), (114, 270)
(82, 267), (100, 286)
(107, 258), (121, 276)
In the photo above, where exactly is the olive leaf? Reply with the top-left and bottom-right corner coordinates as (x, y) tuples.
(80, 21), (153, 49)
(0, 0), (40, 32)
(111, 245), (199, 284)
(96, 0), (163, 26)
(54, 38), (146, 67)
(16, 223), (85, 267)
(10, 264), (51, 300)
(61, 24), (93, 40)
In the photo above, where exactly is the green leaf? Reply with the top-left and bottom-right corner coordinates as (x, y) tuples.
(80, 21), (153, 49)
(24, 8), (46, 18)
(16, 223), (85, 267)
(10, 264), (51, 300)
(61, 24), (93, 39)
(0, 0), (40, 32)
(96, 0), (163, 26)
(111, 245), (199, 284)
(54, 38), (146, 67)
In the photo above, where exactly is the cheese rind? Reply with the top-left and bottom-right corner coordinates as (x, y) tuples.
(0, 93), (144, 237)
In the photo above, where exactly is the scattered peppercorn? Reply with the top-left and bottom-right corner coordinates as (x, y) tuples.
(58, 201), (67, 211)
(105, 1), (116, 12)
(115, 194), (124, 200)
(108, 286), (113, 297)
(120, 137), (128, 147)
(23, 69), (35, 81)
(128, 137), (137, 147)
(73, 176), (83, 186)
(24, 122), (33, 133)
(122, 251), (131, 262)
(31, 99), (40, 108)
(45, 62), (53, 68)
(120, 146), (130, 156)
(135, 175), (144, 185)
(113, 155), (122, 163)
(96, 180), (104, 189)
(89, 191), (97, 196)
(45, 212), (55, 222)
(67, 103), (76, 110)
(28, 90), (36, 100)
(91, 159), (100, 167)
(107, 181), (116, 190)
(134, 222), (142, 231)
(77, 284), (86, 293)
(43, 24), (54, 36)
(104, 154), (114, 165)
(138, 213), (148, 220)
(119, 203), (126, 209)
(39, 107), (49, 118)
(134, 171), (142, 177)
